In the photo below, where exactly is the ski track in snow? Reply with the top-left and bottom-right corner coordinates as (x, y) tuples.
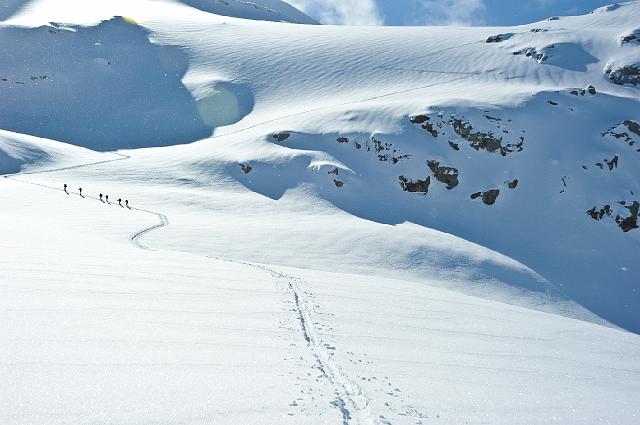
(219, 259), (378, 425)
(3, 152), (380, 423)
(1, 152), (170, 250)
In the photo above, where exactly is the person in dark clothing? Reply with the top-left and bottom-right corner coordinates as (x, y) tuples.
(118, 198), (122, 206)
(63, 184), (68, 194)
(78, 187), (83, 197)
(105, 195), (109, 203)
(99, 193), (104, 202)
(125, 200), (130, 209)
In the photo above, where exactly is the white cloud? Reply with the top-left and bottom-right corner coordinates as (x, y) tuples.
(286, 0), (384, 26)
(409, 0), (487, 26)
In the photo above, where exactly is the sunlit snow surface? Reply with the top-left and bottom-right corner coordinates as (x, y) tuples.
(1, 1), (640, 423)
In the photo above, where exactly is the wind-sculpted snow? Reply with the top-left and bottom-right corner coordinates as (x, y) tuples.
(2, 2), (640, 422)
(0, 17), (214, 150)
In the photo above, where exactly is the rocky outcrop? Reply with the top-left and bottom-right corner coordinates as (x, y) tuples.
(337, 137), (349, 144)
(570, 85), (597, 96)
(471, 189), (500, 205)
(588, 201), (639, 232)
(411, 115), (438, 137)
(606, 64), (640, 86)
(451, 118), (524, 156)
(602, 120), (640, 152)
(512, 46), (549, 63)
(620, 29), (640, 45)
(486, 33), (513, 43)
(618, 201), (639, 232)
(399, 175), (430, 194)
(604, 155), (619, 170)
(507, 179), (519, 189)
(482, 189), (500, 205)
(427, 160), (459, 189)
(333, 179), (344, 188)
(239, 163), (253, 174)
(273, 132), (290, 142)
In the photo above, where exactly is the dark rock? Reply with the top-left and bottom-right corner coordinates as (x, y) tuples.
(507, 179), (519, 189)
(399, 175), (430, 194)
(624, 120), (640, 137)
(620, 201), (639, 232)
(482, 189), (500, 205)
(328, 167), (339, 175)
(391, 155), (411, 164)
(606, 64), (640, 86)
(427, 160), (459, 189)
(273, 132), (290, 142)
(605, 155), (619, 171)
(410, 115), (429, 124)
(470, 192), (482, 200)
(486, 33), (513, 43)
(585, 85), (597, 95)
(337, 137), (349, 144)
(448, 141), (460, 151)
(239, 163), (253, 174)
(421, 122), (438, 137)
(451, 118), (523, 156)
(333, 179), (344, 188)
(547, 100), (558, 106)
(620, 30), (640, 45)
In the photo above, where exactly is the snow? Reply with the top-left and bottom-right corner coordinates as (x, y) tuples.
(1, 0), (640, 423)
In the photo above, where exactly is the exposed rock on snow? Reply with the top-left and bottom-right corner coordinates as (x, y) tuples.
(486, 33), (514, 43)
(427, 160), (459, 189)
(239, 163), (253, 174)
(471, 189), (501, 205)
(606, 63), (640, 85)
(399, 175), (430, 194)
(602, 120), (640, 152)
(570, 85), (597, 96)
(451, 117), (524, 156)
(512, 47), (549, 63)
(588, 201), (639, 232)
(482, 189), (500, 205)
(620, 29), (640, 45)
(273, 132), (291, 142)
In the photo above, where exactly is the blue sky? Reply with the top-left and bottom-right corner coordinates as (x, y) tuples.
(287, 0), (625, 26)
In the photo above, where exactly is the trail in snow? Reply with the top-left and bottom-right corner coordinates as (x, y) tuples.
(219, 259), (378, 425)
(1, 152), (169, 249)
(129, 210), (169, 250)
(3, 151), (376, 422)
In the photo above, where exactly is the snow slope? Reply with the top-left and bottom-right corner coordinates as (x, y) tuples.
(2, 170), (639, 425)
(1, 1), (640, 423)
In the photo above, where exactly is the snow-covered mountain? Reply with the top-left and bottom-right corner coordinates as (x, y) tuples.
(1, 1), (639, 424)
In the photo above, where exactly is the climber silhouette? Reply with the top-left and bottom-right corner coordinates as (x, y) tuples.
(99, 193), (104, 202)
(118, 198), (122, 207)
(78, 187), (83, 197)
(105, 195), (109, 203)
(125, 200), (130, 209)
(63, 184), (68, 194)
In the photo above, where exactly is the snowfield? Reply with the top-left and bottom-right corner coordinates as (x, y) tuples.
(1, 0), (640, 424)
